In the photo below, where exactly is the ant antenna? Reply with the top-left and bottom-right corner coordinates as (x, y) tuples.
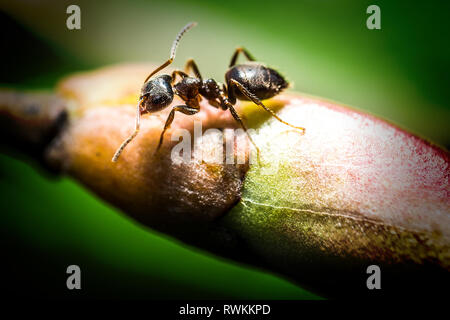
(112, 98), (143, 162)
(143, 22), (197, 83)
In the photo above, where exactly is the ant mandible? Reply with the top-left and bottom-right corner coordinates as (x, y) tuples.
(112, 22), (305, 162)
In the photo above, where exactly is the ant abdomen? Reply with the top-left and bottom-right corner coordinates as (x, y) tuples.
(140, 75), (174, 112)
(226, 63), (288, 102)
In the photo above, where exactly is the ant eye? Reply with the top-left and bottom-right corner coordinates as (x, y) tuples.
(148, 92), (173, 108)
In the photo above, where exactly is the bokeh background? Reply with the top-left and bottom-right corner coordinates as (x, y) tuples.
(0, 0), (449, 299)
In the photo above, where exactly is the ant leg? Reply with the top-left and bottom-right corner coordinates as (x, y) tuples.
(229, 47), (256, 67)
(229, 79), (305, 133)
(156, 104), (199, 153)
(222, 83), (228, 95)
(207, 99), (222, 109)
(171, 70), (189, 84)
(143, 22), (197, 83)
(184, 59), (202, 80)
(172, 58), (202, 83)
(112, 98), (144, 162)
(218, 96), (261, 162)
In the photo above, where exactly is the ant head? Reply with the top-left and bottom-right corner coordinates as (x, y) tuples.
(140, 75), (174, 113)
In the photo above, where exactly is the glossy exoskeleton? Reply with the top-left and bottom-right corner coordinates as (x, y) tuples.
(112, 22), (305, 162)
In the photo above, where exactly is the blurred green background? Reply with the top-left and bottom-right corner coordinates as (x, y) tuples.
(0, 0), (449, 299)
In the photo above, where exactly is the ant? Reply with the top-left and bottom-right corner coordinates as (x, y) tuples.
(112, 22), (305, 162)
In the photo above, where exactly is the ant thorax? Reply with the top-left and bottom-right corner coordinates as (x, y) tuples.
(173, 77), (201, 100)
(198, 78), (222, 101)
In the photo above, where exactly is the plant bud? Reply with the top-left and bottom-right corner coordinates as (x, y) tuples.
(1, 63), (448, 297)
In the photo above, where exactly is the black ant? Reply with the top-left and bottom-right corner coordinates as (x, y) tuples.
(112, 22), (305, 162)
